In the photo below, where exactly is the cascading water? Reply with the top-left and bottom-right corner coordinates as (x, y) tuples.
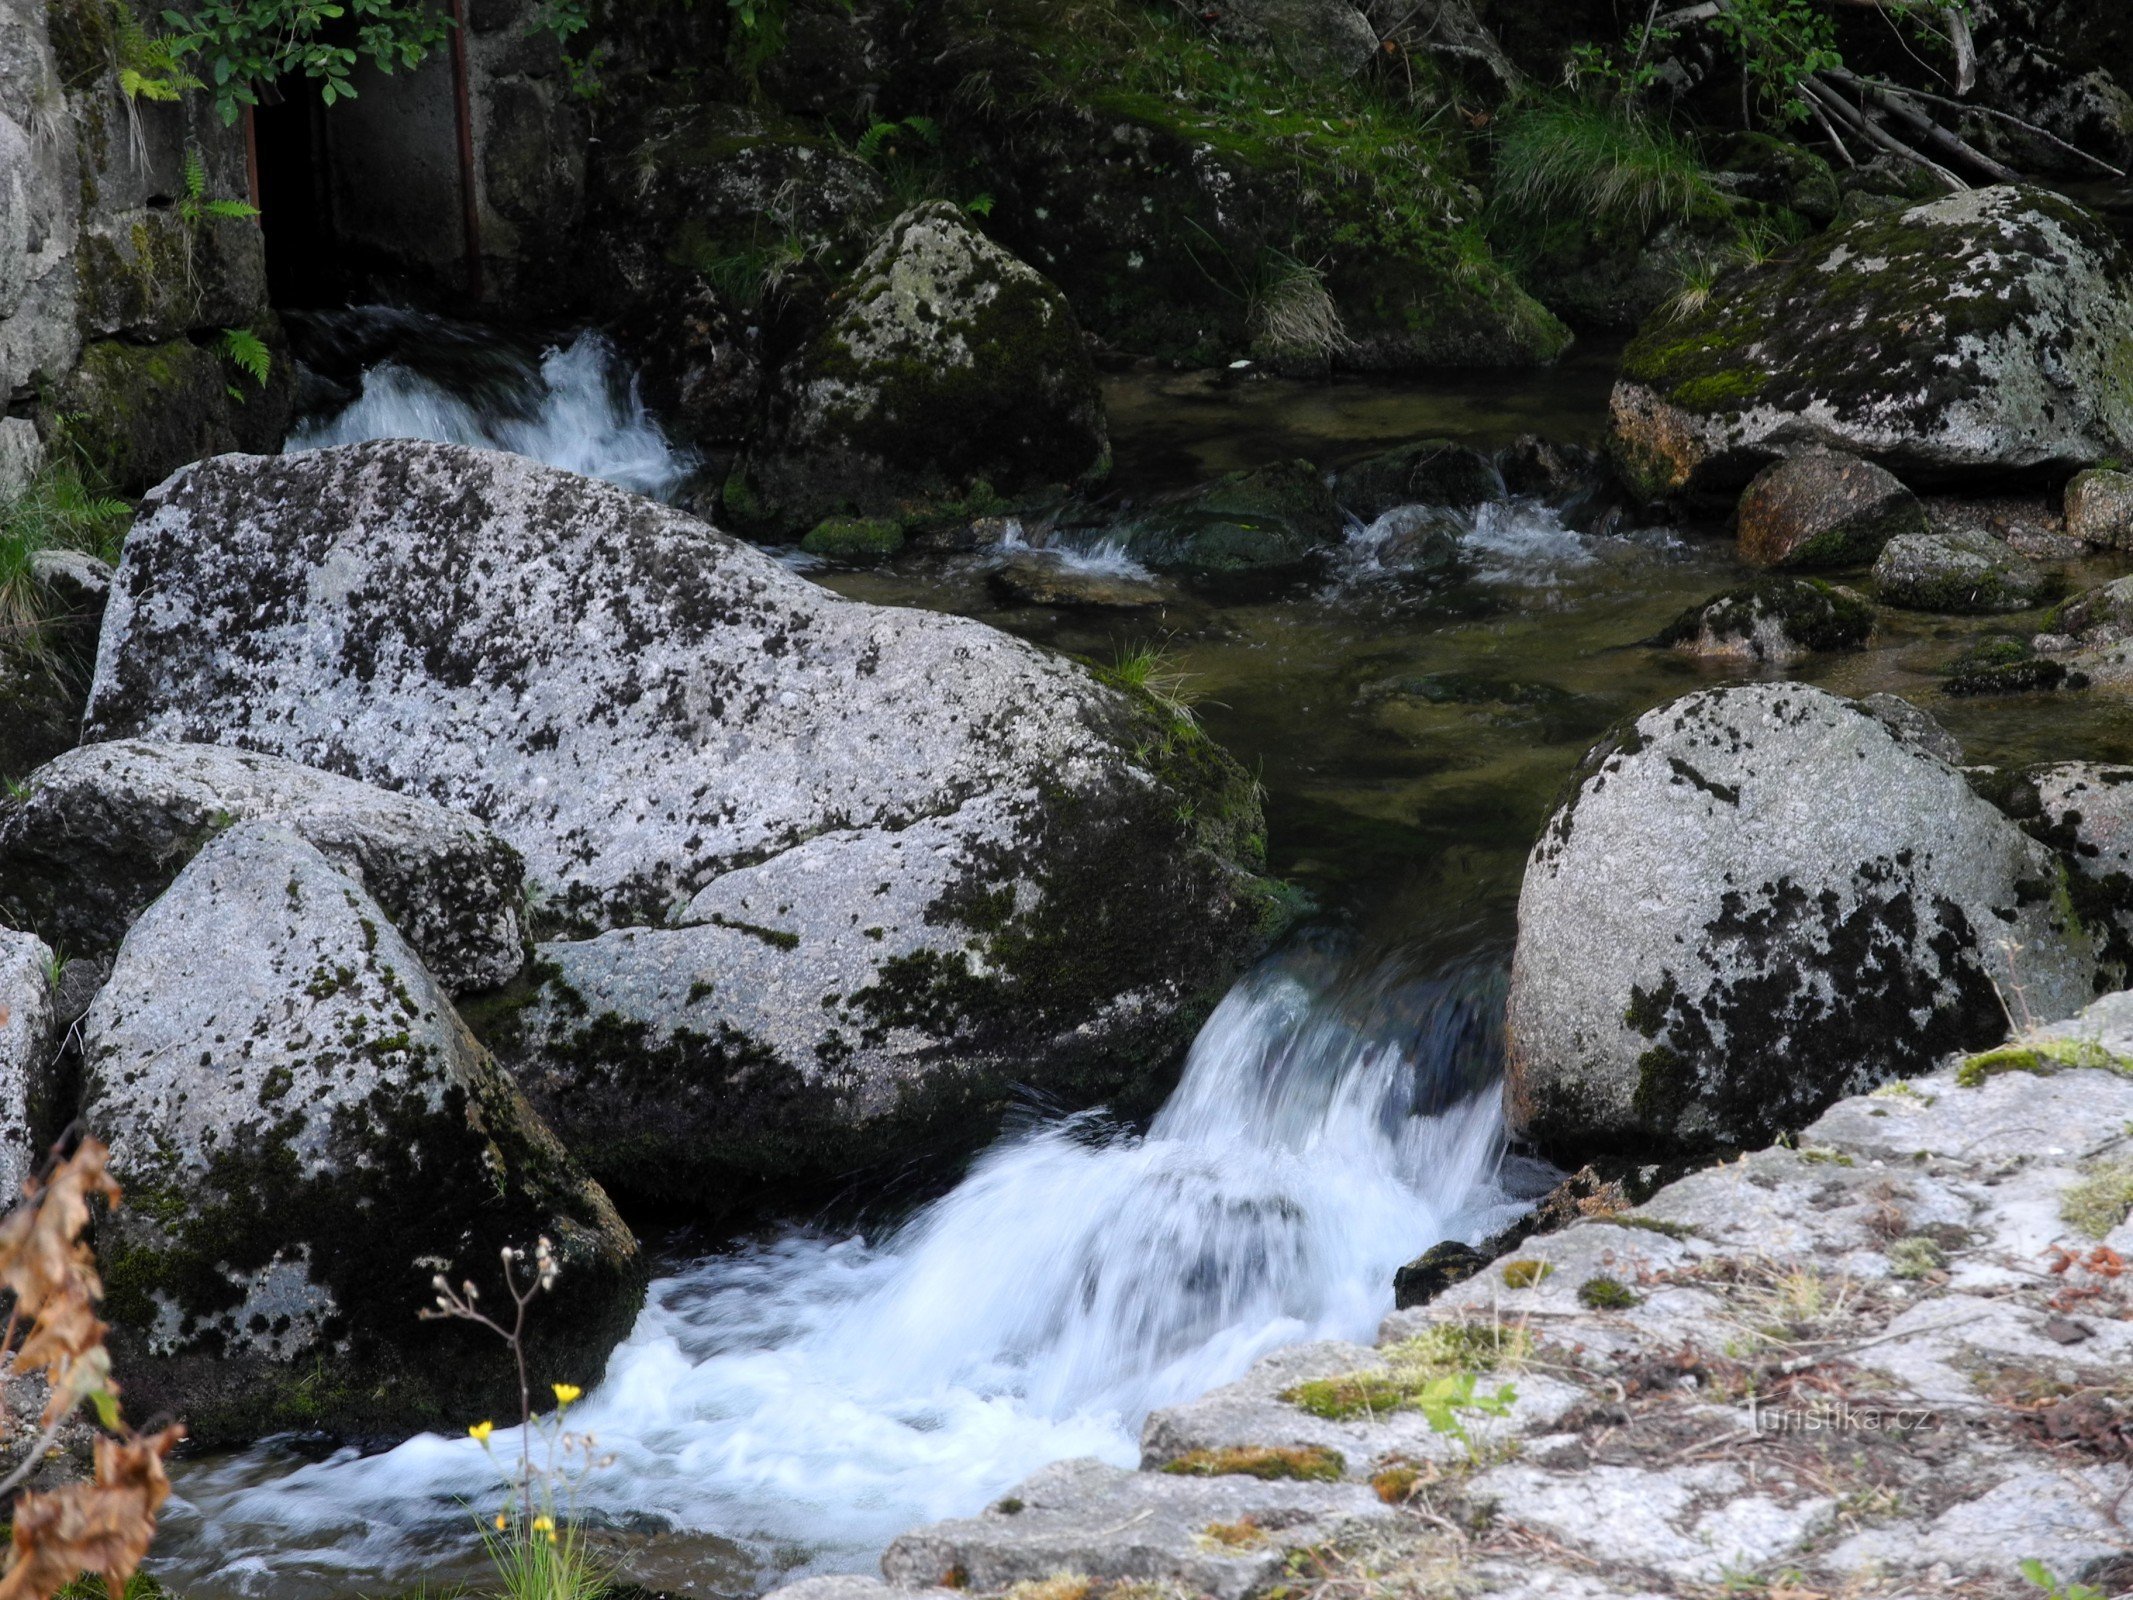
(153, 947), (1534, 1600)
(283, 308), (698, 501)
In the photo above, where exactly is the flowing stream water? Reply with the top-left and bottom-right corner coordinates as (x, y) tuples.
(143, 308), (2133, 1598)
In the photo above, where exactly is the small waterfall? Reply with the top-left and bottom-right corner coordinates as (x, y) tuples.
(154, 948), (1529, 1600)
(284, 310), (697, 501)
(997, 520), (1155, 580)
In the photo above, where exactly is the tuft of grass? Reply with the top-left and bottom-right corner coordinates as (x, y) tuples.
(1163, 1445), (1344, 1482)
(478, 1512), (610, 1600)
(1886, 1237), (1946, 1279)
(1, 461), (131, 664)
(1200, 1518), (1268, 1551)
(2062, 1158), (2133, 1240)
(1249, 252), (1353, 365)
(1107, 641), (1203, 731)
(1491, 97), (1717, 234)
(1001, 1576), (1094, 1600)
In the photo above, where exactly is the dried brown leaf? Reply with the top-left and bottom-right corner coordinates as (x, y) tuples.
(0, 1424), (183, 1600)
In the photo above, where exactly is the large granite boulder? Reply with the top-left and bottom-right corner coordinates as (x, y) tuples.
(0, 926), (55, 1197)
(0, 739), (527, 993)
(1506, 684), (2098, 1158)
(80, 823), (641, 1445)
(84, 441), (1282, 1205)
(1611, 187), (2133, 501)
(730, 202), (1109, 531)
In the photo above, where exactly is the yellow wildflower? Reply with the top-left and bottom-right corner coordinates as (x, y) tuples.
(532, 1515), (555, 1534)
(552, 1383), (583, 1405)
(468, 1421), (494, 1442)
(494, 1513), (507, 1530)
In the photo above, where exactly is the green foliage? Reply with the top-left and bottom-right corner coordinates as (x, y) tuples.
(2020, 1560), (2107, 1600)
(0, 461), (132, 665)
(158, 0), (453, 125)
(178, 147), (260, 227)
(2061, 1158), (2133, 1240)
(1282, 1321), (1528, 1428)
(479, 1511), (611, 1600)
(113, 0), (202, 102)
(220, 325), (274, 389)
(1576, 1274), (1640, 1310)
(1707, 0), (1840, 123)
(1491, 98), (1717, 235)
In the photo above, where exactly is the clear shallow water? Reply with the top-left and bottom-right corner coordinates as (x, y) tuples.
(155, 950), (1530, 1600)
(151, 312), (2133, 1598)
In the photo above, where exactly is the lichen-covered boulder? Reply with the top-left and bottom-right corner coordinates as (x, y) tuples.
(1654, 578), (1873, 665)
(1215, 0), (1379, 80)
(80, 823), (641, 1444)
(732, 202), (1108, 531)
(2065, 468), (2133, 548)
(1735, 449), (1926, 568)
(0, 740), (527, 992)
(0, 926), (56, 1197)
(84, 441), (1283, 1203)
(1506, 683), (2098, 1158)
(1610, 187), (2133, 501)
(1118, 461), (1348, 578)
(1873, 523), (2056, 613)
(1991, 762), (2133, 983)
(1336, 439), (1502, 521)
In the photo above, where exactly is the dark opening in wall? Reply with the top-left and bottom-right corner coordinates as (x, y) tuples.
(254, 89), (337, 308)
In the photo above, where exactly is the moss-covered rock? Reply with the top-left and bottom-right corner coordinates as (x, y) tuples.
(1943, 636), (2087, 696)
(1114, 460), (1348, 578)
(1655, 578), (1874, 665)
(81, 822), (642, 1445)
(801, 515), (905, 558)
(1735, 448), (1926, 569)
(1713, 133), (1839, 229)
(53, 324), (295, 495)
(733, 202), (1109, 532)
(1336, 438), (1501, 520)
(1872, 523), (2059, 614)
(1611, 187), (2133, 502)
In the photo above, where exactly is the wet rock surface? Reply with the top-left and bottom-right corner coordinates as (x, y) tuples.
(1506, 683), (2097, 1159)
(1734, 449), (1926, 569)
(1873, 522), (2057, 614)
(770, 1054), (2133, 1600)
(1655, 577), (1874, 665)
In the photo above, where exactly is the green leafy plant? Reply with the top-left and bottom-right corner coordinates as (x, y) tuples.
(2020, 1559), (2106, 1600)
(220, 326), (274, 391)
(160, 0), (454, 124)
(178, 147), (260, 227)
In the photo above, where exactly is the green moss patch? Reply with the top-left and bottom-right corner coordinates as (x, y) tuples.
(1162, 1445), (1345, 1482)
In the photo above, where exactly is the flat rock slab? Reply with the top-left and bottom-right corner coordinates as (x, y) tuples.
(880, 1456), (1393, 1600)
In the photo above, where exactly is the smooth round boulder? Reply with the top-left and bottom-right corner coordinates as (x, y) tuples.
(2066, 468), (2133, 548)
(1735, 450), (1927, 568)
(1655, 578), (1874, 665)
(1507, 684), (2097, 1158)
(1611, 187), (2133, 501)
(82, 823), (641, 1444)
(732, 202), (1109, 530)
(0, 740), (528, 993)
(1872, 524), (2056, 613)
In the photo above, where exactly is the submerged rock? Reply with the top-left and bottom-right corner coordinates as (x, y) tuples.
(1873, 523), (2056, 614)
(0, 740), (527, 993)
(81, 441), (1282, 1203)
(1655, 578), (1873, 665)
(732, 202), (1108, 530)
(1495, 435), (1599, 502)
(1336, 439), (1502, 521)
(1611, 187), (2133, 501)
(987, 553), (1175, 610)
(81, 823), (641, 1444)
(0, 927), (55, 1197)
(2065, 467), (2133, 548)
(1942, 637), (2087, 697)
(1735, 449), (1926, 569)
(1507, 683), (2096, 1158)
(1119, 461), (1348, 578)
(801, 515), (905, 559)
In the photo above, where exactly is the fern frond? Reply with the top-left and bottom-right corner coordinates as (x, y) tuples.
(220, 326), (271, 388)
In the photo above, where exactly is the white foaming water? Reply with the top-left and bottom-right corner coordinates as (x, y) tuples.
(286, 330), (697, 501)
(155, 956), (1525, 1600)
(997, 518), (1155, 579)
(1340, 497), (1598, 587)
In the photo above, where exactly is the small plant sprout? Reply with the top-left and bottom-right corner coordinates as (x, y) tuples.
(424, 1237), (615, 1600)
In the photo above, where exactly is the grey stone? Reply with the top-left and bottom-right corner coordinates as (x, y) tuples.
(987, 553), (1176, 610)
(1218, 0), (1379, 80)
(1860, 693), (1963, 765)
(1506, 683), (2096, 1157)
(880, 1456), (1393, 1600)
(1337, 439), (1502, 520)
(1613, 187), (2133, 500)
(1873, 523), (2055, 614)
(735, 202), (1109, 531)
(0, 417), (41, 500)
(0, 924), (54, 1197)
(1735, 449), (1927, 568)
(2065, 467), (2133, 547)
(1654, 578), (1874, 665)
(0, 739), (528, 993)
(79, 822), (640, 1444)
(80, 442), (1276, 1201)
